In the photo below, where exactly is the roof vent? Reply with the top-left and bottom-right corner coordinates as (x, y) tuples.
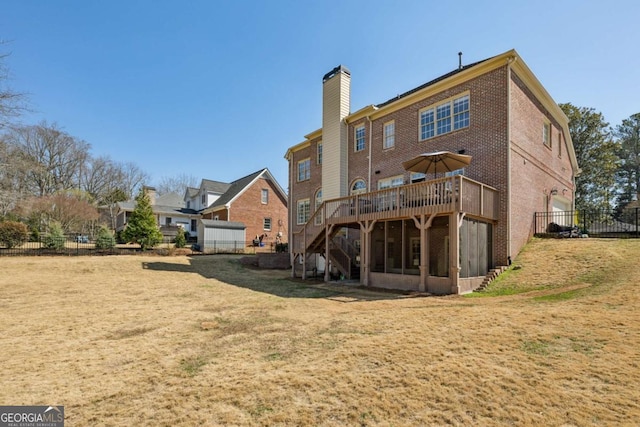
(458, 52), (463, 70)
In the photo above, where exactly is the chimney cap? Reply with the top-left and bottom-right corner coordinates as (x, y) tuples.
(323, 65), (351, 83)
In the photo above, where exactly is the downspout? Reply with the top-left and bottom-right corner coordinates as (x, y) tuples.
(506, 54), (516, 265)
(287, 153), (295, 277)
(367, 116), (372, 192)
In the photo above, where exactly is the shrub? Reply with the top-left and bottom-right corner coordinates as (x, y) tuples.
(275, 243), (288, 253)
(42, 222), (65, 250)
(174, 228), (186, 248)
(0, 221), (29, 248)
(95, 227), (116, 250)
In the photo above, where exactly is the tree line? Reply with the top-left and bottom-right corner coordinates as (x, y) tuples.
(560, 104), (640, 220)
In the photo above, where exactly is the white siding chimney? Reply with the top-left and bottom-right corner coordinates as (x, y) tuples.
(322, 65), (350, 200)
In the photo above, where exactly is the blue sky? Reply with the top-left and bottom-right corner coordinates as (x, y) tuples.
(2, 0), (638, 191)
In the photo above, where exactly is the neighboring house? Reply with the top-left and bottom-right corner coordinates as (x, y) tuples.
(199, 168), (288, 250)
(285, 49), (579, 294)
(116, 169), (288, 251)
(115, 187), (200, 239)
(184, 179), (232, 212)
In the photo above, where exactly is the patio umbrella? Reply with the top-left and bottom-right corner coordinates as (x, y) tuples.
(402, 151), (472, 177)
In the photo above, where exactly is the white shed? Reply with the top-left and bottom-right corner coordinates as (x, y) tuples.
(197, 219), (246, 253)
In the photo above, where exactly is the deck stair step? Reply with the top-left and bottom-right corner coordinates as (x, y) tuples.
(474, 266), (508, 292)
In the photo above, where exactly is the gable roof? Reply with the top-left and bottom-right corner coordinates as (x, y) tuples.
(201, 179), (231, 194)
(375, 57), (491, 109)
(201, 168), (287, 214)
(117, 191), (199, 216)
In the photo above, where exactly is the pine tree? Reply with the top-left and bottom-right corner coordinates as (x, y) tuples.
(559, 103), (618, 211)
(615, 113), (640, 204)
(122, 188), (162, 250)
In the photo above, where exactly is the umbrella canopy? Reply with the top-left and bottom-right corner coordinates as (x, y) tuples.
(402, 151), (472, 175)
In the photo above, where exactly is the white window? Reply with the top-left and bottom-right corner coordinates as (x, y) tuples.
(351, 179), (367, 195)
(298, 158), (310, 181)
(420, 93), (470, 140)
(261, 189), (268, 204)
(263, 217), (272, 231)
(378, 176), (404, 190)
(317, 142), (322, 164)
(558, 133), (562, 157)
(543, 122), (551, 147)
(453, 95), (470, 130)
(355, 125), (365, 152)
(314, 189), (323, 225)
(383, 121), (395, 149)
(445, 169), (465, 177)
(410, 172), (426, 183)
(297, 199), (310, 224)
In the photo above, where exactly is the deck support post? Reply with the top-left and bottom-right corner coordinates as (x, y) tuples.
(358, 220), (377, 286)
(450, 212), (466, 294)
(412, 214), (434, 292)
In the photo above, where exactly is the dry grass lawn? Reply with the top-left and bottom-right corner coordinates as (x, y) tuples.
(1, 238), (639, 426)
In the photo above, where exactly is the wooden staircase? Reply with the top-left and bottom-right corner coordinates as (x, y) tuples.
(474, 266), (509, 292)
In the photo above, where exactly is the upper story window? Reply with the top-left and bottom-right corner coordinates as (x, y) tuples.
(543, 122), (551, 147)
(261, 189), (268, 204)
(378, 175), (404, 190)
(351, 179), (367, 195)
(383, 121), (395, 149)
(298, 158), (310, 181)
(297, 199), (310, 224)
(263, 217), (272, 231)
(453, 95), (470, 130)
(558, 133), (562, 157)
(355, 125), (366, 152)
(186, 201), (190, 209)
(420, 93), (470, 140)
(201, 194), (206, 205)
(317, 142), (323, 164)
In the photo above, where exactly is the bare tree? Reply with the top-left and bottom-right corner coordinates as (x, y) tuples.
(116, 161), (150, 199)
(15, 192), (99, 234)
(4, 122), (90, 196)
(0, 137), (30, 216)
(156, 173), (199, 196)
(0, 45), (29, 130)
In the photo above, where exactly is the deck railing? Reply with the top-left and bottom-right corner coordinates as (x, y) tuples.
(292, 176), (499, 254)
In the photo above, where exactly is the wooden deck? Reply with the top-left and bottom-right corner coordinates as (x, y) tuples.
(293, 176), (499, 254)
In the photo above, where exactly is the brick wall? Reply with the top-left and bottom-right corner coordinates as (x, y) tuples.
(287, 63), (574, 266)
(509, 71), (574, 257)
(346, 67), (510, 264)
(229, 177), (289, 246)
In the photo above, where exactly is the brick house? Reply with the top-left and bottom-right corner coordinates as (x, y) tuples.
(284, 49), (579, 294)
(199, 168), (288, 249)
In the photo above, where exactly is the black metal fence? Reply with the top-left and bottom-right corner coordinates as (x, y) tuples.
(0, 235), (143, 256)
(0, 235), (289, 257)
(534, 208), (640, 238)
